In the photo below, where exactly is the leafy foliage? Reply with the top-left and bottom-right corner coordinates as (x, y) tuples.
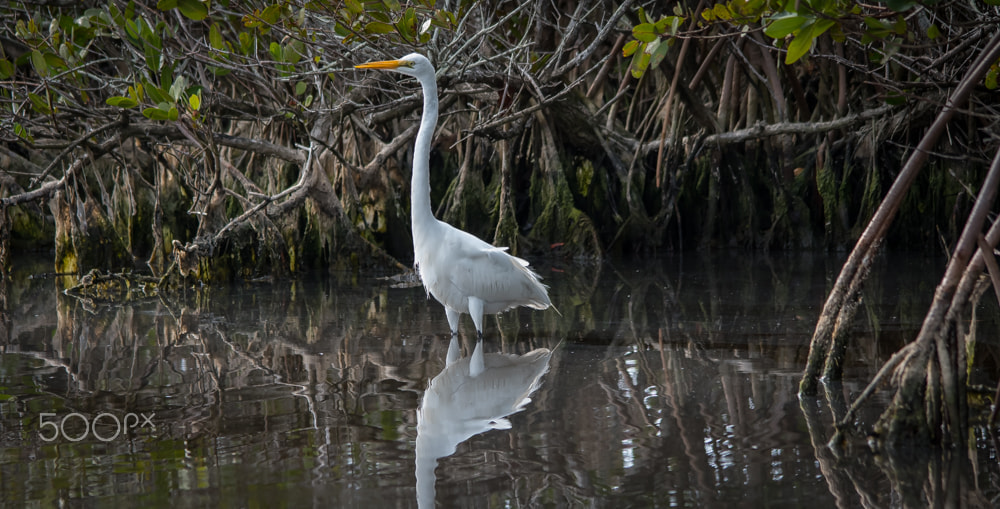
(696, 0), (929, 64)
(623, 7), (684, 78)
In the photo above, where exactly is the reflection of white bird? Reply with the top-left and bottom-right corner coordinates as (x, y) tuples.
(355, 54), (552, 337)
(415, 337), (553, 508)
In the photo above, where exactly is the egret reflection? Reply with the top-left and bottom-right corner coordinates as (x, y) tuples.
(415, 337), (553, 508)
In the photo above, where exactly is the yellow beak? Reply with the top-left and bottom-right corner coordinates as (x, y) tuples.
(355, 59), (413, 70)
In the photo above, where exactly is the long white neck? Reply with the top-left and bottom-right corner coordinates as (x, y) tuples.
(411, 72), (438, 237)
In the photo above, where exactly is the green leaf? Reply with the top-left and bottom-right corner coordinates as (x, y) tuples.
(926, 23), (940, 40)
(31, 50), (48, 77)
(648, 37), (670, 69)
(108, 4), (124, 27)
(144, 102), (178, 121)
(144, 81), (171, 104)
(0, 58), (13, 79)
(283, 40), (304, 64)
(345, 0), (363, 15)
(294, 81), (307, 96)
(711, 4), (732, 21)
(145, 43), (161, 71)
(398, 7), (416, 37)
(188, 93), (200, 111)
(630, 48), (651, 79)
(892, 15), (907, 35)
(986, 66), (998, 90)
(43, 53), (66, 72)
(764, 13), (806, 39)
(156, 0), (178, 9)
(622, 39), (640, 57)
(784, 21), (823, 64)
(632, 23), (657, 43)
(106, 96), (139, 108)
(812, 19), (836, 38)
(160, 61), (175, 89)
(143, 106), (170, 120)
(239, 31), (253, 54)
(168, 75), (187, 101)
(139, 17), (160, 48)
(13, 123), (33, 142)
(863, 16), (892, 37)
(209, 24), (224, 49)
(28, 92), (52, 114)
(653, 16), (671, 32)
(260, 4), (283, 24)
(131, 83), (144, 101)
(364, 21), (395, 34)
(785, 37), (810, 63)
(125, 19), (140, 40)
(176, 0), (208, 21)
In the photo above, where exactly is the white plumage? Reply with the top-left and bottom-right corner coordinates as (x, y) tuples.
(356, 53), (552, 336)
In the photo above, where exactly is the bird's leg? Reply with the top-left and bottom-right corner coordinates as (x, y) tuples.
(468, 297), (485, 340)
(469, 338), (485, 377)
(445, 307), (460, 336)
(445, 335), (460, 366)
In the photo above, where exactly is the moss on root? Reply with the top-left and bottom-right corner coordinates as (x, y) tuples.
(528, 157), (600, 258)
(9, 202), (54, 250)
(50, 190), (133, 275)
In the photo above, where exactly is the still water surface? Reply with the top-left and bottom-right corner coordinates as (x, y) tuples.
(2, 252), (999, 507)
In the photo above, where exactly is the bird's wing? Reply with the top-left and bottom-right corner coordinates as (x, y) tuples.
(441, 228), (551, 311)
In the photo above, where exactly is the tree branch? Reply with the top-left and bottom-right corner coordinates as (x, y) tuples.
(627, 104), (896, 155)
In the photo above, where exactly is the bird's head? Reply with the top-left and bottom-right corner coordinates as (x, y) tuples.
(355, 52), (433, 79)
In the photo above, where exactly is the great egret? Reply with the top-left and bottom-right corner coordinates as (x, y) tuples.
(356, 53), (552, 337)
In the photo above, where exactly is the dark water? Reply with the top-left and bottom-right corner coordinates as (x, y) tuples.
(2, 252), (999, 507)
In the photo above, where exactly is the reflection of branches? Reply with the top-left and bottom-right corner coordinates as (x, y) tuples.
(207, 324), (320, 429)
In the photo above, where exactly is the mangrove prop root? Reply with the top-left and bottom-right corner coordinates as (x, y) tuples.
(851, 145), (1000, 449)
(799, 30), (1000, 397)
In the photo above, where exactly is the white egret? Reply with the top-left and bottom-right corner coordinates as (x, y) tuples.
(356, 53), (552, 337)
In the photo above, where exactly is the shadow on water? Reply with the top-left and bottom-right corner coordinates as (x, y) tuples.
(1, 251), (999, 507)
